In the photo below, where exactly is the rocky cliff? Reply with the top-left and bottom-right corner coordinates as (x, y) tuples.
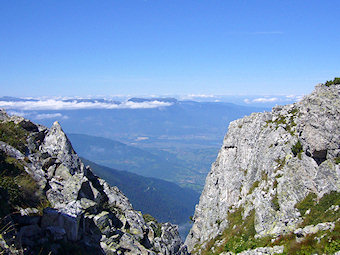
(185, 82), (340, 254)
(0, 110), (188, 255)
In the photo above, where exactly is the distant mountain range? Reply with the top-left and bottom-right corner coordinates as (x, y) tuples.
(2, 96), (269, 190)
(3, 97), (268, 146)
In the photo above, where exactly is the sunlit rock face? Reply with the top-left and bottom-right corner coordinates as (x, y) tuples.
(185, 84), (340, 253)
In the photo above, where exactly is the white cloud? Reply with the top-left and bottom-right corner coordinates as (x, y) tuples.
(7, 110), (28, 117)
(244, 95), (303, 104)
(180, 94), (216, 100)
(244, 97), (279, 104)
(0, 99), (173, 110)
(34, 113), (69, 120)
(252, 97), (279, 103)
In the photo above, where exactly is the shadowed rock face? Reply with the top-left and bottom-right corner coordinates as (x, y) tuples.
(185, 84), (340, 253)
(0, 111), (188, 255)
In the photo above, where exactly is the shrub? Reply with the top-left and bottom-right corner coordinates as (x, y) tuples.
(143, 213), (157, 223)
(291, 140), (303, 159)
(325, 77), (340, 87)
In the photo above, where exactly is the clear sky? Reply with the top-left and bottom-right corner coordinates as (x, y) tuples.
(1, 0), (339, 97)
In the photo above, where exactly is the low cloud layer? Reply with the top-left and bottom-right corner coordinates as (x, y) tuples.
(244, 95), (302, 104)
(0, 99), (173, 110)
(7, 111), (69, 121)
(252, 97), (279, 103)
(35, 113), (69, 120)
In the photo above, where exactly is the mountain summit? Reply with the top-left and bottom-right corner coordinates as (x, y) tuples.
(0, 109), (188, 254)
(185, 81), (340, 254)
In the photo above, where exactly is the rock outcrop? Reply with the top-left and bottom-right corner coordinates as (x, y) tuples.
(185, 83), (340, 254)
(0, 109), (188, 255)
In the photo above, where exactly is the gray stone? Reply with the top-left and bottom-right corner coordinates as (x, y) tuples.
(45, 226), (66, 241)
(0, 109), (188, 254)
(185, 84), (340, 252)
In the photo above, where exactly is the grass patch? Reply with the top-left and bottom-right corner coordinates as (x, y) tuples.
(143, 213), (162, 237)
(291, 140), (303, 159)
(0, 151), (47, 217)
(272, 193), (280, 211)
(335, 156), (340, 164)
(199, 208), (273, 255)
(302, 191), (340, 226)
(295, 193), (317, 216)
(272, 221), (340, 254)
(0, 121), (28, 153)
(248, 181), (259, 195)
(265, 112), (297, 135)
(295, 191), (340, 225)
(197, 191), (340, 255)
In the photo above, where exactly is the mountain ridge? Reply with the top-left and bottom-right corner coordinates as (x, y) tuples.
(0, 109), (188, 254)
(185, 81), (340, 254)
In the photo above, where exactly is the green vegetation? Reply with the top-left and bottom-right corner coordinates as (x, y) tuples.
(0, 151), (46, 217)
(223, 209), (258, 254)
(143, 213), (158, 223)
(295, 193), (317, 216)
(335, 156), (340, 164)
(0, 121), (28, 153)
(198, 191), (340, 255)
(296, 191), (340, 226)
(265, 109), (298, 136)
(273, 179), (278, 189)
(288, 108), (299, 116)
(272, 193), (280, 211)
(143, 214), (162, 237)
(199, 208), (272, 255)
(274, 157), (286, 171)
(272, 221), (340, 255)
(248, 181), (259, 195)
(325, 77), (340, 87)
(216, 219), (222, 226)
(291, 140), (303, 159)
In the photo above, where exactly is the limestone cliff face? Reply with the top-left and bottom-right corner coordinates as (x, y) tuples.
(185, 84), (340, 253)
(0, 110), (187, 255)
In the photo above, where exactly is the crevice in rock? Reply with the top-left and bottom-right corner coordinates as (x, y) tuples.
(224, 145), (236, 149)
(312, 149), (327, 166)
(77, 181), (95, 201)
(140, 229), (152, 249)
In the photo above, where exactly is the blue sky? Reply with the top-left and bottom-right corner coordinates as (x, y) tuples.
(1, 0), (339, 97)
